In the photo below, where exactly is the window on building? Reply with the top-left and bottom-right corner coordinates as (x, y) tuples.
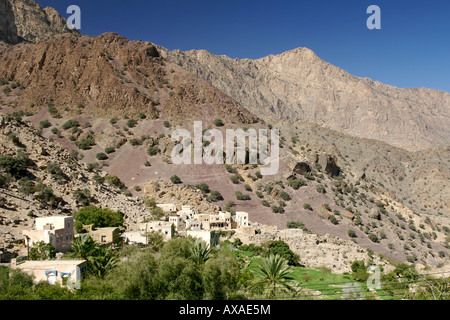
(101, 236), (106, 242)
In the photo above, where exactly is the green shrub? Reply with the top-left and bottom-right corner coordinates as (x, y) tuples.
(163, 120), (170, 128)
(207, 191), (223, 202)
(0, 152), (30, 177)
(18, 177), (35, 195)
(3, 86), (11, 94)
(263, 240), (299, 266)
(348, 230), (357, 238)
(76, 139), (95, 150)
(194, 183), (210, 194)
(129, 138), (142, 146)
(105, 147), (115, 154)
(280, 191), (291, 201)
(51, 127), (60, 136)
(235, 191), (250, 201)
(288, 178), (306, 190)
(368, 234), (379, 243)
(316, 184), (326, 193)
(0, 174), (11, 188)
(351, 260), (369, 281)
(73, 189), (91, 206)
(303, 203), (312, 211)
(39, 120), (52, 129)
(230, 175), (240, 184)
(47, 162), (65, 180)
(93, 175), (105, 185)
(329, 215), (339, 225)
(147, 146), (160, 156)
(96, 153), (108, 161)
(170, 175), (182, 184)
(62, 120), (80, 130)
(271, 205), (285, 214)
(105, 175), (124, 188)
(213, 119), (224, 127)
(287, 221), (308, 231)
(224, 164), (237, 174)
(127, 119), (137, 128)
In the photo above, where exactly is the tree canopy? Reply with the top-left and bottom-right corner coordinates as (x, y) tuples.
(73, 206), (124, 233)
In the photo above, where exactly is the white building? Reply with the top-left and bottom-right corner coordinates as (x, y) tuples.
(168, 216), (181, 230)
(177, 205), (195, 220)
(23, 216), (74, 252)
(11, 258), (86, 286)
(140, 221), (175, 241)
(235, 212), (249, 227)
(186, 220), (201, 231)
(187, 230), (219, 248)
(156, 203), (177, 213)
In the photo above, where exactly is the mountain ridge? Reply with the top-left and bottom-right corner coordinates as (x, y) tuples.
(156, 44), (450, 151)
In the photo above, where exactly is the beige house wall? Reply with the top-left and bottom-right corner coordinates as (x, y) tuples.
(90, 228), (120, 244)
(11, 259), (87, 286)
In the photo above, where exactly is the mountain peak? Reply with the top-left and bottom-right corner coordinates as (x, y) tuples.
(0, 0), (79, 45)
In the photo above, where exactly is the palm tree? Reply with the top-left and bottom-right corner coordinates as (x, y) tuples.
(87, 247), (118, 278)
(71, 234), (97, 259)
(190, 240), (211, 266)
(250, 254), (298, 299)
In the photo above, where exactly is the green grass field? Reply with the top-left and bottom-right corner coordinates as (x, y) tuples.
(234, 249), (397, 300)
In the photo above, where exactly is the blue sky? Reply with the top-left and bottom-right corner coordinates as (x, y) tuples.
(36, 0), (450, 92)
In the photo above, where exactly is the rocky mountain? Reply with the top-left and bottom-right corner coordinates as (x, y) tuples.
(0, 0), (448, 273)
(157, 46), (450, 151)
(0, 0), (78, 44)
(0, 32), (257, 124)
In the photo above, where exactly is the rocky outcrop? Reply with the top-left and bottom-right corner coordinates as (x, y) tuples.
(157, 46), (450, 151)
(0, 0), (19, 44)
(293, 162), (311, 175)
(316, 153), (341, 177)
(238, 228), (392, 273)
(0, 0), (79, 44)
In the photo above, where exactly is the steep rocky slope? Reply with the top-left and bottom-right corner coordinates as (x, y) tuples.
(0, 32), (257, 125)
(157, 46), (450, 151)
(0, 0), (78, 44)
(0, 114), (153, 256)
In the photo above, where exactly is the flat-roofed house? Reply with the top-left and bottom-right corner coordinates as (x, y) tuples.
(187, 230), (219, 248)
(89, 227), (120, 244)
(177, 205), (195, 220)
(235, 212), (249, 227)
(140, 221), (174, 241)
(156, 203), (177, 213)
(186, 220), (201, 231)
(194, 214), (211, 230)
(23, 216), (74, 252)
(168, 216), (181, 230)
(11, 258), (86, 286)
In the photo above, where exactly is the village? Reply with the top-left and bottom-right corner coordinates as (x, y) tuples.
(2, 202), (280, 287)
